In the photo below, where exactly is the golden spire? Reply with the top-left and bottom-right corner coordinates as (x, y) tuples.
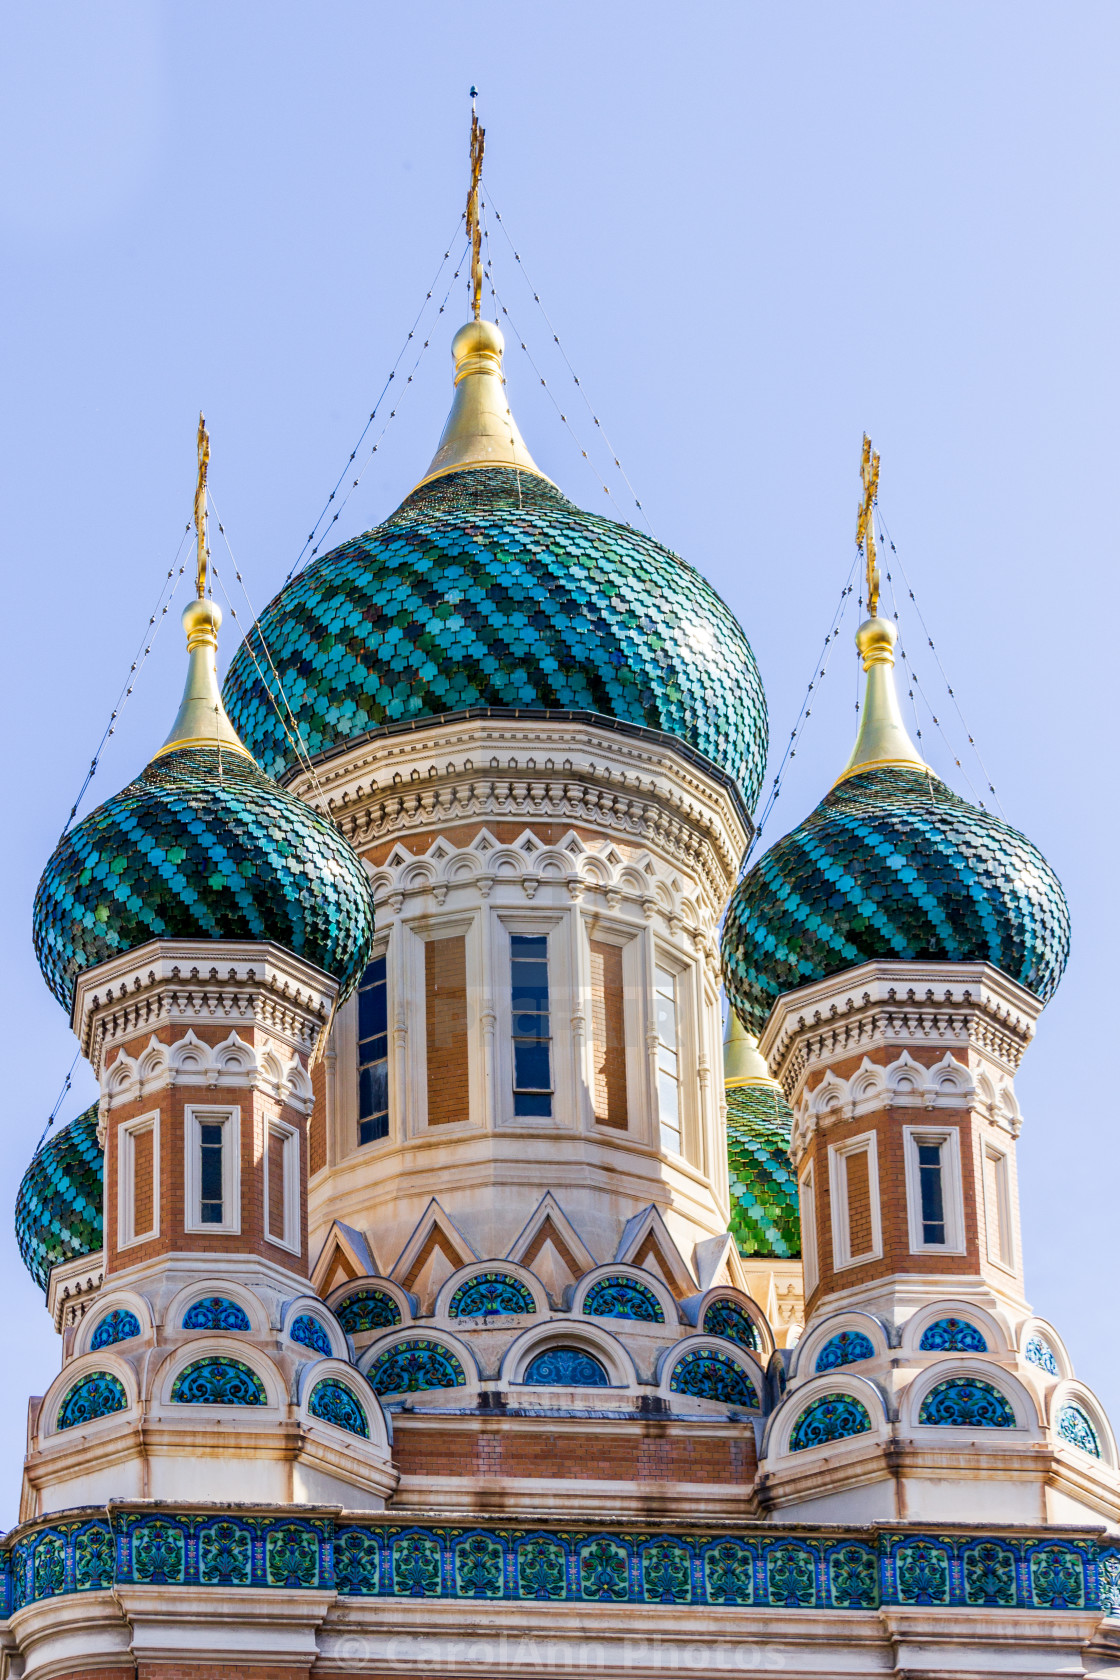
(467, 88), (485, 323)
(833, 435), (928, 786)
(723, 1007), (780, 1090)
(412, 99), (551, 491)
(151, 416), (253, 762)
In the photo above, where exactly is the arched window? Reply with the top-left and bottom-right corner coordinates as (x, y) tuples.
(918, 1378), (1015, 1428)
(815, 1330), (875, 1372)
(290, 1314), (333, 1357)
(701, 1298), (758, 1350)
(1025, 1333), (1059, 1375)
(789, 1393), (872, 1453)
(669, 1349), (757, 1407)
(182, 1297), (251, 1333)
(336, 1288), (402, 1335)
(57, 1372), (128, 1431)
(171, 1358), (266, 1406)
(522, 1347), (610, 1387)
(1056, 1403), (1100, 1457)
(449, 1273), (535, 1318)
(918, 1317), (987, 1353)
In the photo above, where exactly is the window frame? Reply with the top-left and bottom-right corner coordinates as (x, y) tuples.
(799, 1161), (819, 1296)
(184, 1104), (241, 1236)
(982, 1138), (1015, 1272)
(653, 961), (683, 1156)
(510, 930), (554, 1119)
(356, 952), (390, 1148)
(902, 1124), (966, 1256)
(264, 1116), (301, 1257)
(117, 1110), (160, 1251)
(827, 1130), (883, 1271)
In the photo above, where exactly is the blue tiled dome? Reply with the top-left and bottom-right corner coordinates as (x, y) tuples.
(33, 746), (375, 1012)
(221, 468), (768, 813)
(16, 1106), (103, 1292)
(722, 766), (1070, 1034)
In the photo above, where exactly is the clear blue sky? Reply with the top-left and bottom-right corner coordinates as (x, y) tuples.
(3, 2), (1117, 1523)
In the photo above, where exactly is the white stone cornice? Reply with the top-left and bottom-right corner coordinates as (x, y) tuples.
(758, 960), (1043, 1099)
(282, 712), (752, 916)
(73, 939), (340, 1078)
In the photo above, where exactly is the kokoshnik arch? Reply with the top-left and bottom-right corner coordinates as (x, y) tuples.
(11, 105), (1120, 1680)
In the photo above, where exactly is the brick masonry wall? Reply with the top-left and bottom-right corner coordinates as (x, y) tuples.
(589, 938), (628, 1129)
(394, 1422), (756, 1484)
(103, 1025), (309, 1279)
(425, 935), (469, 1126)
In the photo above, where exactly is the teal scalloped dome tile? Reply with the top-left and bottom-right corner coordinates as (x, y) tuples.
(221, 468), (768, 811)
(721, 766), (1070, 1034)
(33, 746), (374, 1011)
(725, 1083), (800, 1259)
(16, 1106), (103, 1291)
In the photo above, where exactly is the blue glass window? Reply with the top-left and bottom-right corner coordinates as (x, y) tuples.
(358, 956), (389, 1145)
(789, 1393), (872, 1452)
(449, 1272), (536, 1318)
(1025, 1333), (1059, 1375)
(511, 935), (552, 1118)
(584, 1276), (664, 1323)
(1057, 1403), (1100, 1457)
(918, 1142), (945, 1244)
(57, 1372), (128, 1430)
(522, 1346), (610, 1387)
(91, 1309), (141, 1350)
(199, 1123), (224, 1223)
(308, 1378), (369, 1438)
(919, 1317), (987, 1353)
(290, 1314), (333, 1356)
(918, 1378), (1015, 1428)
(171, 1357), (266, 1406)
(815, 1330), (876, 1372)
(182, 1297), (251, 1332)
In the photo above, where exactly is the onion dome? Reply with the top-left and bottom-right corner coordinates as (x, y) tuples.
(16, 1105), (103, 1291)
(723, 1011), (799, 1259)
(222, 319), (768, 815)
(721, 614), (1070, 1035)
(34, 574), (375, 1014)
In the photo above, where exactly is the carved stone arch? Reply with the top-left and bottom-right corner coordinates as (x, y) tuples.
(903, 1360), (1042, 1436)
(136, 1037), (169, 1086)
(38, 1349), (140, 1441)
(281, 1293), (350, 1361)
(580, 855), (612, 887)
(886, 1049), (927, 1096)
(433, 1259), (549, 1323)
(356, 1325), (480, 1398)
(76, 1289), (153, 1359)
(1015, 1315), (1071, 1382)
(402, 861), (436, 890)
(536, 849), (569, 880)
(571, 1263), (680, 1328)
(761, 1371), (889, 1462)
(925, 1050), (973, 1097)
(211, 1030), (256, 1077)
(491, 848), (525, 878)
(789, 1308), (888, 1382)
(500, 1320), (639, 1392)
(847, 1058), (885, 1108)
(684, 1286), (774, 1360)
(1047, 1378), (1117, 1467)
(163, 1278), (270, 1338)
(655, 1333), (765, 1412)
(809, 1069), (847, 1117)
(282, 1056), (313, 1113)
(169, 1029), (211, 1079)
(617, 866), (646, 897)
(295, 1356), (393, 1453)
(902, 1298), (1012, 1358)
(152, 1337), (288, 1410)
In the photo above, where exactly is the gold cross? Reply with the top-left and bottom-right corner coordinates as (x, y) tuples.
(194, 411), (210, 600)
(856, 433), (880, 617)
(466, 91), (486, 321)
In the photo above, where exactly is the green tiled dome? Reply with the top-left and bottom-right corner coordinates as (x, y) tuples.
(726, 1084), (800, 1259)
(15, 1106), (103, 1292)
(722, 765), (1070, 1035)
(221, 468), (768, 814)
(33, 745), (375, 1012)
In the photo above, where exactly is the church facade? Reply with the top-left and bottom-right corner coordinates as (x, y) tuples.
(8, 132), (1120, 1680)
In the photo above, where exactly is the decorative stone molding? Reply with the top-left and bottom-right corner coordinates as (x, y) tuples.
(74, 939), (340, 1078)
(759, 960), (1043, 1100)
(284, 712), (751, 922)
(101, 1027), (314, 1114)
(47, 1251), (104, 1335)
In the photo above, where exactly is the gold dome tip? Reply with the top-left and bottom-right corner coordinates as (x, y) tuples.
(411, 316), (552, 492)
(150, 593), (253, 764)
(854, 614), (897, 663)
(723, 1007), (779, 1089)
(833, 613), (929, 787)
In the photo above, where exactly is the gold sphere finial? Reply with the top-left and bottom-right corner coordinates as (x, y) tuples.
(451, 318), (505, 384)
(182, 596), (222, 650)
(854, 615), (897, 669)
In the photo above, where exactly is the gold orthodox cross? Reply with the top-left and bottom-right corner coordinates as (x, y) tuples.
(856, 433), (880, 617)
(466, 92), (486, 321)
(194, 411), (211, 599)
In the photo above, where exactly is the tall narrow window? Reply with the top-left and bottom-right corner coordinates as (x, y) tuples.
(118, 1114), (159, 1250)
(511, 934), (552, 1117)
(918, 1143), (946, 1245)
(589, 938), (628, 1129)
(654, 965), (681, 1154)
(200, 1123), (224, 1223)
(426, 935), (469, 1126)
(358, 955), (389, 1145)
(265, 1120), (300, 1256)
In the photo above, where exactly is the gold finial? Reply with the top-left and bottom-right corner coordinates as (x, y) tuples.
(723, 1007), (780, 1090)
(833, 438), (929, 787)
(856, 433), (880, 618)
(151, 420), (253, 763)
(466, 89), (485, 323)
(194, 411), (211, 601)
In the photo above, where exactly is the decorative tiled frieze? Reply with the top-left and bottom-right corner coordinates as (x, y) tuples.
(101, 1027), (314, 1114)
(0, 1506), (1108, 1616)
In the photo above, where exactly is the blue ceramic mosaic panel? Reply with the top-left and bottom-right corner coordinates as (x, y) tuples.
(919, 1379), (1015, 1428)
(336, 1288), (402, 1335)
(789, 1393), (872, 1452)
(33, 745), (375, 1013)
(702, 1298), (759, 1351)
(522, 1347), (610, 1387)
(724, 1083), (800, 1258)
(56, 1373), (127, 1431)
(1057, 1404), (1100, 1457)
(669, 1349), (758, 1408)
(170, 1358), (266, 1406)
(583, 1276), (664, 1323)
(90, 1310), (141, 1350)
(448, 1272), (535, 1318)
(182, 1297), (251, 1332)
(15, 1106), (103, 1292)
(290, 1314), (333, 1356)
(222, 468), (769, 813)
(0, 1511), (1104, 1615)
(815, 1330), (875, 1372)
(1025, 1333), (1059, 1375)
(366, 1339), (465, 1395)
(308, 1379), (369, 1438)
(919, 1317), (987, 1353)
(722, 765), (1071, 1034)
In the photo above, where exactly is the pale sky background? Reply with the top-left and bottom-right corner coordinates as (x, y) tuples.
(2, 2), (1117, 1525)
